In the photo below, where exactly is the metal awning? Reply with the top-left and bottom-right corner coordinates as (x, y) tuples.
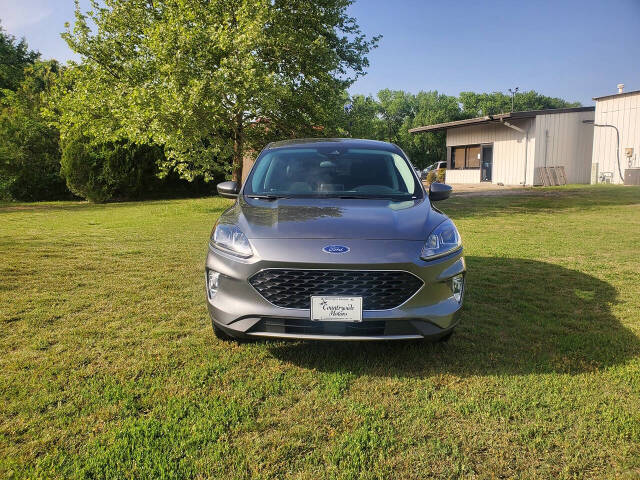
(409, 107), (594, 133)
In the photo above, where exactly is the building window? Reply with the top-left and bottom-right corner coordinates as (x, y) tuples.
(452, 147), (465, 169)
(451, 145), (481, 169)
(466, 146), (481, 168)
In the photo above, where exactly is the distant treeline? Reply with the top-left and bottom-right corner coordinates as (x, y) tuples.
(0, 16), (579, 202)
(340, 89), (580, 168)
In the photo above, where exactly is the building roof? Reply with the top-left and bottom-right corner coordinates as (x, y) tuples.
(592, 90), (640, 101)
(265, 138), (400, 152)
(409, 106), (595, 134)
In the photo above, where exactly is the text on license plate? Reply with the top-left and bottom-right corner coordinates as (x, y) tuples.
(310, 296), (363, 322)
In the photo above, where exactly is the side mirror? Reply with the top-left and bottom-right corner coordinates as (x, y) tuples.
(429, 182), (452, 202)
(217, 181), (239, 199)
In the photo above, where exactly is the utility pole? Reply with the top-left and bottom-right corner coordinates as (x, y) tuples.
(508, 87), (519, 112)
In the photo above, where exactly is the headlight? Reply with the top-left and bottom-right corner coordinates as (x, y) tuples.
(210, 224), (253, 258)
(420, 219), (462, 260)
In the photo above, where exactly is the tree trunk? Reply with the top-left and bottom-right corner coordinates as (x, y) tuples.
(232, 115), (243, 184)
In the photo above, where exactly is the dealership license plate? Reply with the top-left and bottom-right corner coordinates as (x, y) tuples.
(310, 296), (363, 322)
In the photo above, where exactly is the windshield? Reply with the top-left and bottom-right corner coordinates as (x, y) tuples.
(244, 147), (423, 199)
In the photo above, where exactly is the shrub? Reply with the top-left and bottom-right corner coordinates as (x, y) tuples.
(61, 135), (152, 203)
(436, 168), (446, 183)
(425, 170), (437, 185)
(60, 134), (217, 203)
(60, 134), (107, 202)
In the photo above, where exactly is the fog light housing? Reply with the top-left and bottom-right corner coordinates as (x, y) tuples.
(207, 270), (220, 299)
(450, 274), (464, 304)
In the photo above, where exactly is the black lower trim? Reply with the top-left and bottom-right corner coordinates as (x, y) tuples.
(246, 317), (438, 337)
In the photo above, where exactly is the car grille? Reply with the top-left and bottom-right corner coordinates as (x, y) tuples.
(249, 269), (423, 310)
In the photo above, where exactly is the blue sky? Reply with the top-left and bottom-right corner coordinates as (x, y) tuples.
(2, 0), (639, 105)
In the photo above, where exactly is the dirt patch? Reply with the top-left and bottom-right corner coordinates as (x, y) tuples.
(446, 183), (564, 197)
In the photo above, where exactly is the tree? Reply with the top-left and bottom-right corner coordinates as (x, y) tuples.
(60, 0), (380, 183)
(0, 22), (40, 95)
(400, 91), (462, 167)
(377, 89), (415, 144)
(459, 90), (580, 116)
(0, 60), (68, 200)
(47, 63), (220, 203)
(341, 93), (381, 139)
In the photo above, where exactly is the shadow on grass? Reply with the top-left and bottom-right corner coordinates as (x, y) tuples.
(268, 256), (640, 377)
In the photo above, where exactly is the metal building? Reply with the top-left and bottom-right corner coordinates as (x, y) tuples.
(410, 107), (595, 185)
(590, 86), (640, 185)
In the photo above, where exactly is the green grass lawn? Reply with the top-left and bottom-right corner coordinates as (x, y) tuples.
(1, 185), (639, 479)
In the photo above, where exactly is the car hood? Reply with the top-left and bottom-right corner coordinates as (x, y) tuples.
(219, 196), (445, 240)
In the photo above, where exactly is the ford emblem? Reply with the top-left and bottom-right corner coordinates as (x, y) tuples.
(323, 245), (350, 254)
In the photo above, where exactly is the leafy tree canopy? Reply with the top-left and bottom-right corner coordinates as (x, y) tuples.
(0, 22), (40, 95)
(459, 90), (580, 116)
(59, 0), (380, 182)
(0, 60), (68, 200)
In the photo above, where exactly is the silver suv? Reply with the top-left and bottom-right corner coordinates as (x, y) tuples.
(206, 139), (465, 341)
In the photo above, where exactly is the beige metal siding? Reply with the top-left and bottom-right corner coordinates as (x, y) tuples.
(592, 92), (640, 184)
(446, 118), (535, 185)
(533, 111), (595, 184)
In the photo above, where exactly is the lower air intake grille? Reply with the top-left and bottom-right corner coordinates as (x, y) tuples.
(252, 318), (387, 336)
(249, 269), (423, 310)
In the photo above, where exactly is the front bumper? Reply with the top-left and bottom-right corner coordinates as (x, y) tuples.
(205, 238), (465, 341)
